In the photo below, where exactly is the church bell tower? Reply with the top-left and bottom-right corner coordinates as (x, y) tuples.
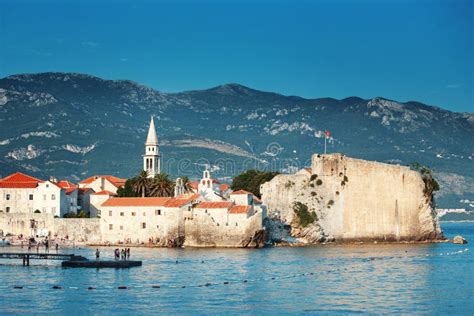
(143, 116), (160, 178)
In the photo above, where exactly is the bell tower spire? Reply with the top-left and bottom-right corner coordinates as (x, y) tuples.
(143, 116), (160, 178)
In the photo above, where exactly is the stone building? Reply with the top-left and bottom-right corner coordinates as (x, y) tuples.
(0, 172), (68, 217)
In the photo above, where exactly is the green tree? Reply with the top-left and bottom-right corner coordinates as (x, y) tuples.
(150, 173), (175, 197)
(180, 176), (194, 193)
(231, 169), (279, 198)
(117, 178), (139, 197)
(133, 170), (151, 197)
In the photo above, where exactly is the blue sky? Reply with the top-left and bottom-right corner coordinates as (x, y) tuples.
(0, 0), (472, 112)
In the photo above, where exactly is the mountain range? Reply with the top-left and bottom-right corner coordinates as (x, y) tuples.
(0, 72), (472, 208)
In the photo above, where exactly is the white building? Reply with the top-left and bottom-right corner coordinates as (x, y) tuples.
(143, 116), (160, 178)
(78, 175), (126, 193)
(98, 196), (195, 244)
(197, 169), (226, 201)
(0, 172), (67, 217)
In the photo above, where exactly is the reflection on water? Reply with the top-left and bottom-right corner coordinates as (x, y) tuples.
(0, 222), (472, 314)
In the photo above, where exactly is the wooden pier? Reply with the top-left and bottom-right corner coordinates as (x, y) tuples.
(0, 252), (142, 268)
(0, 252), (87, 266)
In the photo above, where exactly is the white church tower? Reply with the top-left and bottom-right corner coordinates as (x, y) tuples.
(143, 116), (160, 178)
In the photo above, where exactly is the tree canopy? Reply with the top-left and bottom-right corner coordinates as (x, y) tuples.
(231, 169), (279, 198)
(117, 171), (175, 198)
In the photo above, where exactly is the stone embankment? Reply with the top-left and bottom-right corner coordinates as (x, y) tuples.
(261, 153), (444, 244)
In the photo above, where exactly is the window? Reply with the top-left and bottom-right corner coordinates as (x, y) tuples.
(29, 194), (34, 200)
(109, 224), (113, 230)
(6, 194), (10, 200)
(6, 207), (10, 213)
(43, 195), (46, 201)
(132, 212), (136, 216)
(155, 209), (161, 215)
(120, 212), (124, 216)
(120, 226), (123, 230)
(143, 212), (146, 216)
(142, 222), (146, 229)
(52, 207), (56, 214)
(51, 194), (56, 200)
(46, 184), (49, 188)
(42, 207), (46, 213)
(109, 210), (112, 216)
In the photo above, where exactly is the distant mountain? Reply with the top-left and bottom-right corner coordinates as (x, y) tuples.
(0, 72), (473, 207)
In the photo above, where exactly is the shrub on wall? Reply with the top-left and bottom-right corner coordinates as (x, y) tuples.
(293, 202), (317, 227)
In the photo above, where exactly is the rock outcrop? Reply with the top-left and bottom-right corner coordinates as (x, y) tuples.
(261, 153), (444, 243)
(453, 235), (467, 244)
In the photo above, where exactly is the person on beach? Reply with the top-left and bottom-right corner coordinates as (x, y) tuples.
(55, 243), (59, 253)
(121, 249), (125, 260)
(96, 248), (100, 260)
(126, 248), (130, 259)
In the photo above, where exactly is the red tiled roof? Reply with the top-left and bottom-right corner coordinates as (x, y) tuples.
(57, 180), (77, 189)
(229, 205), (250, 214)
(195, 201), (233, 209)
(176, 192), (201, 201)
(231, 189), (253, 195)
(0, 172), (43, 188)
(93, 190), (117, 196)
(220, 184), (230, 192)
(101, 197), (172, 207)
(164, 198), (193, 207)
(79, 175), (126, 188)
(189, 181), (199, 190)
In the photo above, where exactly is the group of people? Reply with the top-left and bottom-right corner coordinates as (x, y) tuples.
(24, 237), (60, 253)
(114, 248), (130, 260)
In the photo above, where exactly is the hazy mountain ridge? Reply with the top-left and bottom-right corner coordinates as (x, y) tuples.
(0, 72), (472, 207)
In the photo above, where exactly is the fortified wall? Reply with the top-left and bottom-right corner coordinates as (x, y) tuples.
(0, 213), (102, 243)
(184, 212), (264, 248)
(261, 153), (443, 242)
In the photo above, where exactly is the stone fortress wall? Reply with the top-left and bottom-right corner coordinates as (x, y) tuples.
(183, 211), (264, 247)
(261, 153), (443, 242)
(0, 213), (102, 243)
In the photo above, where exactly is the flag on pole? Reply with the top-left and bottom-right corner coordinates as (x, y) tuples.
(325, 130), (331, 138)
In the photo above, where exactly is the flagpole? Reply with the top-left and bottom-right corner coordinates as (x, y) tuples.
(324, 136), (327, 154)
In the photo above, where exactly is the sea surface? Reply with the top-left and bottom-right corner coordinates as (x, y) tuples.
(0, 222), (473, 315)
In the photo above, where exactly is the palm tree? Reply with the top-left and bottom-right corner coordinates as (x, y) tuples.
(150, 173), (175, 197)
(180, 176), (194, 193)
(133, 170), (150, 197)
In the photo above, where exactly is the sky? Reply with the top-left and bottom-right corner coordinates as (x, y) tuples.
(0, 0), (472, 112)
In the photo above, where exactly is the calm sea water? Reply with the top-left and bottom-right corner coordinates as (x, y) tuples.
(0, 222), (472, 315)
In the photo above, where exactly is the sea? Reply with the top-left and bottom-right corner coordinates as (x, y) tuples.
(0, 221), (472, 315)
